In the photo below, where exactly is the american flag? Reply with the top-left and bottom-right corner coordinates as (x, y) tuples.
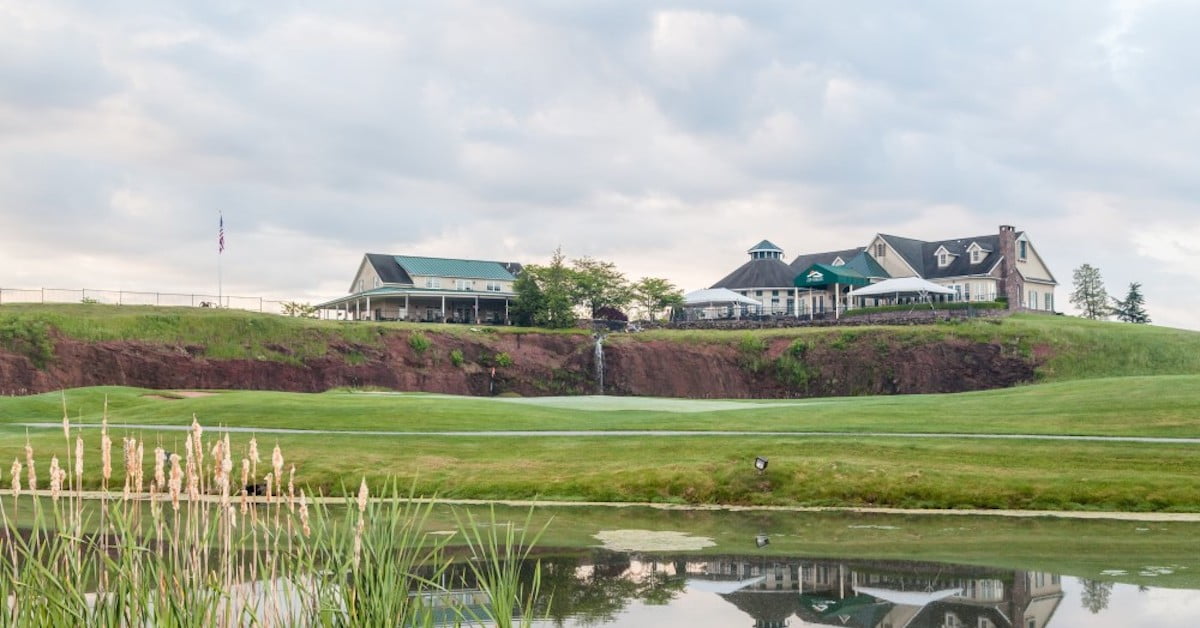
(218, 214), (225, 253)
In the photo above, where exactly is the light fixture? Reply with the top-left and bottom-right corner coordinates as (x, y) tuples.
(754, 456), (768, 473)
(755, 534), (770, 548)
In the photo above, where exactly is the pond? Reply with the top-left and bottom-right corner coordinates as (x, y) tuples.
(432, 503), (1200, 627)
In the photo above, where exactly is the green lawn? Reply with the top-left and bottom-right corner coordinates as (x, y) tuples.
(2, 379), (1199, 511)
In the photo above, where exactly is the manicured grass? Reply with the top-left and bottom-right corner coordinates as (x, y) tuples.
(2, 380), (1199, 511)
(0, 303), (584, 364)
(4, 375), (1199, 437)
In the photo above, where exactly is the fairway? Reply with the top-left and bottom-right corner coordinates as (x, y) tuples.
(1, 377), (1199, 512)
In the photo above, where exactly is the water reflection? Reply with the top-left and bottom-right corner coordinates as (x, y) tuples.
(430, 549), (1199, 627)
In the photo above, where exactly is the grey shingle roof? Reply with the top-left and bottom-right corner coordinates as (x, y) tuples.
(710, 258), (797, 290)
(880, 233), (1002, 279)
(365, 253), (413, 285)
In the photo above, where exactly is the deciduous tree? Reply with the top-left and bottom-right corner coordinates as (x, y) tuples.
(631, 277), (684, 321)
(1070, 263), (1109, 320)
(571, 257), (631, 319)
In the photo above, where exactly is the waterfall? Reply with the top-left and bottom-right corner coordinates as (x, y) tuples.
(593, 333), (605, 395)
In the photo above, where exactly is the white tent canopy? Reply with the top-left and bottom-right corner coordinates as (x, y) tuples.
(849, 277), (955, 298)
(683, 288), (760, 306)
(854, 586), (963, 607)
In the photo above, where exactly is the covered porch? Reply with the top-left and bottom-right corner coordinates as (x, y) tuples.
(793, 263), (870, 319)
(315, 288), (512, 324)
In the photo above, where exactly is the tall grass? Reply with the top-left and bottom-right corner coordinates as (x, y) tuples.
(0, 398), (545, 626)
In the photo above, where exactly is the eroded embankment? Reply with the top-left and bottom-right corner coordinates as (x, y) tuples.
(0, 323), (1039, 398)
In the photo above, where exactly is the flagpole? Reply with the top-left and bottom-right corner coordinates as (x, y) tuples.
(218, 212), (224, 308)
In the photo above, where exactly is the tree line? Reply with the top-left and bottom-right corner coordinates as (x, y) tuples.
(510, 248), (684, 328)
(1070, 263), (1149, 323)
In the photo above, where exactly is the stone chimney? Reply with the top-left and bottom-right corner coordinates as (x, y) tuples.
(998, 225), (1023, 309)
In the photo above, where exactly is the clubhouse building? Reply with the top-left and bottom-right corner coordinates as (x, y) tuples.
(702, 225), (1056, 319)
(315, 254), (520, 323)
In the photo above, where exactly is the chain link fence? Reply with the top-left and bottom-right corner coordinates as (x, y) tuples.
(0, 287), (296, 315)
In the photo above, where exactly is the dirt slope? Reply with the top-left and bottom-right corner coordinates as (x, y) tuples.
(0, 327), (1037, 398)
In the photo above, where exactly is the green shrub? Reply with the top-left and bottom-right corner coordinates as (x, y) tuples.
(0, 316), (54, 368)
(776, 339), (814, 390)
(450, 349), (465, 367)
(408, 331), (432, 354)
(494, 352), (513, 367)
(737, 334), (768, 373)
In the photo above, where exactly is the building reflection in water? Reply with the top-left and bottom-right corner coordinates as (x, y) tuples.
(422, 551), (1065, 627)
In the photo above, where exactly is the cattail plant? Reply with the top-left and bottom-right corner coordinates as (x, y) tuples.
(24, 442), (35, 493)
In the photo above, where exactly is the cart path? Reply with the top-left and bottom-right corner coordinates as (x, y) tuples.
(15, 422), (1200, 444)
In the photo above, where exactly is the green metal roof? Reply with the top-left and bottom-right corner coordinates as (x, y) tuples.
(844, 251), (889, 278)
(794, 263), (870, 288)
(747, 239), (783, 252)
(393, 256), (515, 281)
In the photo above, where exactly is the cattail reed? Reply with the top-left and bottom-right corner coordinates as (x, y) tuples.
(24, 442), (36, 493)
(353, 478), (368, 568)
(49, 456), (62, 499)
(168, 453), (182, 512)
(100, 418), (112, 488)
(60, 392), (70, 440)
(135, 440), (145, 495)
(154, 447), (165, 491)
(271, 444), (283, 486)
(11, 459), (22, 499)
(239, 458), (250, 514)
(298, 489), (311, 537)
(287, 465), (296, 512)
(74, 435), (83, 484)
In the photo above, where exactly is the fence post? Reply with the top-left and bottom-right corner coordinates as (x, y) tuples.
(41, 288), (44, 304)
(259, 297), (263, 312)
(82, 288), (86, 303)
(191, 294), (195, 307)
(156, 292), (160, 306)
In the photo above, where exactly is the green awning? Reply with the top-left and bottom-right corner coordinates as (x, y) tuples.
(794, 263), (870, 288)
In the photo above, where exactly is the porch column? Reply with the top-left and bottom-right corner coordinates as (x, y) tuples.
(474, 295), (479, 324)
(366, 296), (371, 321)
(404, 294), (409, 320)
(834, 282), (840, 319)
(504, 298), (509, 324)
(441, 295), (446, 323)
(793, 287), (799, 316)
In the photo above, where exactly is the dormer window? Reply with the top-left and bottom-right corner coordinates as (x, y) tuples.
(934, 245), (955, 268)
(1018, 240), (1028, 261)
(966, 242), (990, 265)
(831, 257), (845, 266)
(874, 242), (886, 258)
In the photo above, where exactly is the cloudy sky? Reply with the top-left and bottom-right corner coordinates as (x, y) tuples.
(2, 1), (1198, 328)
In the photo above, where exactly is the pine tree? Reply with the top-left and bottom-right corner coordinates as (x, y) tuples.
(1070, 263), (1109, 320)
(1112, 282), (1150, 324)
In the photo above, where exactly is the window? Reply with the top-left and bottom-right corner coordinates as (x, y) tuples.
(455, 279), (473, 291)
(938, 253), (949, 267)
(964, 283), (971, 301)
(756, 291), (763, 297)
(356, 280), (363, 292)
(373, 277), (381, 288)
(875, 243), (886, 257)
(1045, 293), (1054, 311)
(1019, 240), (1028, 261)
(772, 290), (779, 296)
(485, 281), (502, 292)
(424, 277), (441, 289)
(1029, 291), (1038, 309)
(970, 249), (982, 263)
